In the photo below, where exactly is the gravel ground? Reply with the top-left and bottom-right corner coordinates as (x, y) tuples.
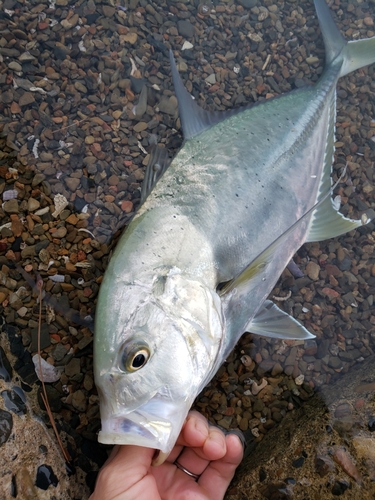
(0, 0), (374, 498)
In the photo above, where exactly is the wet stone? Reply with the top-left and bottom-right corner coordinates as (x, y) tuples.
(0, 408), (13, 446)
(259, 482), (289, 500)
(17, 362), (38, 386)
(18, 92), (35, 107)
(38, 386), (62, 412)
(238, 0), (258, 8)
(306, 261), (320, 280)
(292, 456), (305, 468)
(315, 455), (335, 477)
(368, 416), (375, 432)
(338, 256), (352, 271)
(65, 357), (81, 377)
(30, 323), (50, 352)
(72, 389), (87, 412)
(3, 199), (19, 214)
(1, 389), (27, 416)
(328, 357), (343, 369)
(35, 464), (59, 490)
(177, 20), (195, 38)
(0, 346), (12, 381)
(331, 479), (350, 496)
(51, 343), (68, 362)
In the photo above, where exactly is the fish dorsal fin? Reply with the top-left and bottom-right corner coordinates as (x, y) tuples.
(140, 145), (171, 204)
(246, 300), (315, 339)
(169, 50), (249, 140)
(305, 76), (371, 242)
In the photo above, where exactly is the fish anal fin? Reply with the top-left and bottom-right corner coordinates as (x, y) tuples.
(306, 197), (372, 243)
(247, 300), (315, 340)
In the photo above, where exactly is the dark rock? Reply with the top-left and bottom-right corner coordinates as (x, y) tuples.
(315, 455), (335, 477)
(0, 409), (13, 446)
(292, 456), (305, 468)
(11, 474), (16, 497)
(81, 439), (108, 467)
(177, 20), (195, 38)
(368, 416), (375, 432)
(238, 0), (258, 7)
(259, 482), (290, 499)
(17, 363), (38, 385)
(0, 346), (12, 381)
(341, 328), (356, 339)
(35, 464), (58, 490)
(317, 339), (330, 359)
(130, 76), (147, 94)
(331, 479), (350, 495)
(328, 357), (343, 369)
(338, 256), (351, 271)
(1, 390), (27, 416)
(30, 323), (51, 352)
(37, 386), (62, 412)
(259, 468), (267, 482)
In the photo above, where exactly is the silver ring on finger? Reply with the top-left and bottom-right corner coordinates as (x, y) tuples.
(174, 460), (201, 481)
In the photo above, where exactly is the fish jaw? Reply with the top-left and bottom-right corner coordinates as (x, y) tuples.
(97, 396), (194, 454)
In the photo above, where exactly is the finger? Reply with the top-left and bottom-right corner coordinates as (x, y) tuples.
(91, 445), (156, 500)
(102, 445), (120, 467)
(198, 433), (244, 500)
(167, 411), (210, 463)
(174, 427), (227, 479)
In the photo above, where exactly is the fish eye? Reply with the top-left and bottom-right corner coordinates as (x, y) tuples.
(120, 344), (150, 373)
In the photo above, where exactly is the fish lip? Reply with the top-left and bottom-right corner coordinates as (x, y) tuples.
(98, 416), (166, 448)
(98, 399), (191, 453)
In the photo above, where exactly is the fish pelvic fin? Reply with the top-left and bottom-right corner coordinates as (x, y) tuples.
(314, 0), (375, 77)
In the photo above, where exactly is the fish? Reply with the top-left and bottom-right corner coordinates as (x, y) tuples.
(94, 0), (375, 462)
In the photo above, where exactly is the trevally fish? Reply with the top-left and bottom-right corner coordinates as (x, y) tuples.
(94, 0), (375, 462)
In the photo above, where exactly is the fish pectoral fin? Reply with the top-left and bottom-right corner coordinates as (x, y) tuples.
(169, 50), (251, 141)
(246, 300), (315, 340)
(140, 145), (171, 204)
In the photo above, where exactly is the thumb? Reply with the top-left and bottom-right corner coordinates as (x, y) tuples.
(90, 445), (155, 500)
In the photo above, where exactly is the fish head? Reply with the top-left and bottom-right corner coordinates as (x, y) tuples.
(94, 270), (223, 455)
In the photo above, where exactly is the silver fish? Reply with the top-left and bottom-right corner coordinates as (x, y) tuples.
(94, 0), (375, 461)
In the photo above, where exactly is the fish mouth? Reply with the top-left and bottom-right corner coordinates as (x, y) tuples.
(98, 399), (191, 454)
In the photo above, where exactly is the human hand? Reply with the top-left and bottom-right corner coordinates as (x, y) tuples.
(89, 410), (244, 500)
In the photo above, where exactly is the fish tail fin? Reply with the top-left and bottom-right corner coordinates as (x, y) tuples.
(314, 0), (375, 77)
